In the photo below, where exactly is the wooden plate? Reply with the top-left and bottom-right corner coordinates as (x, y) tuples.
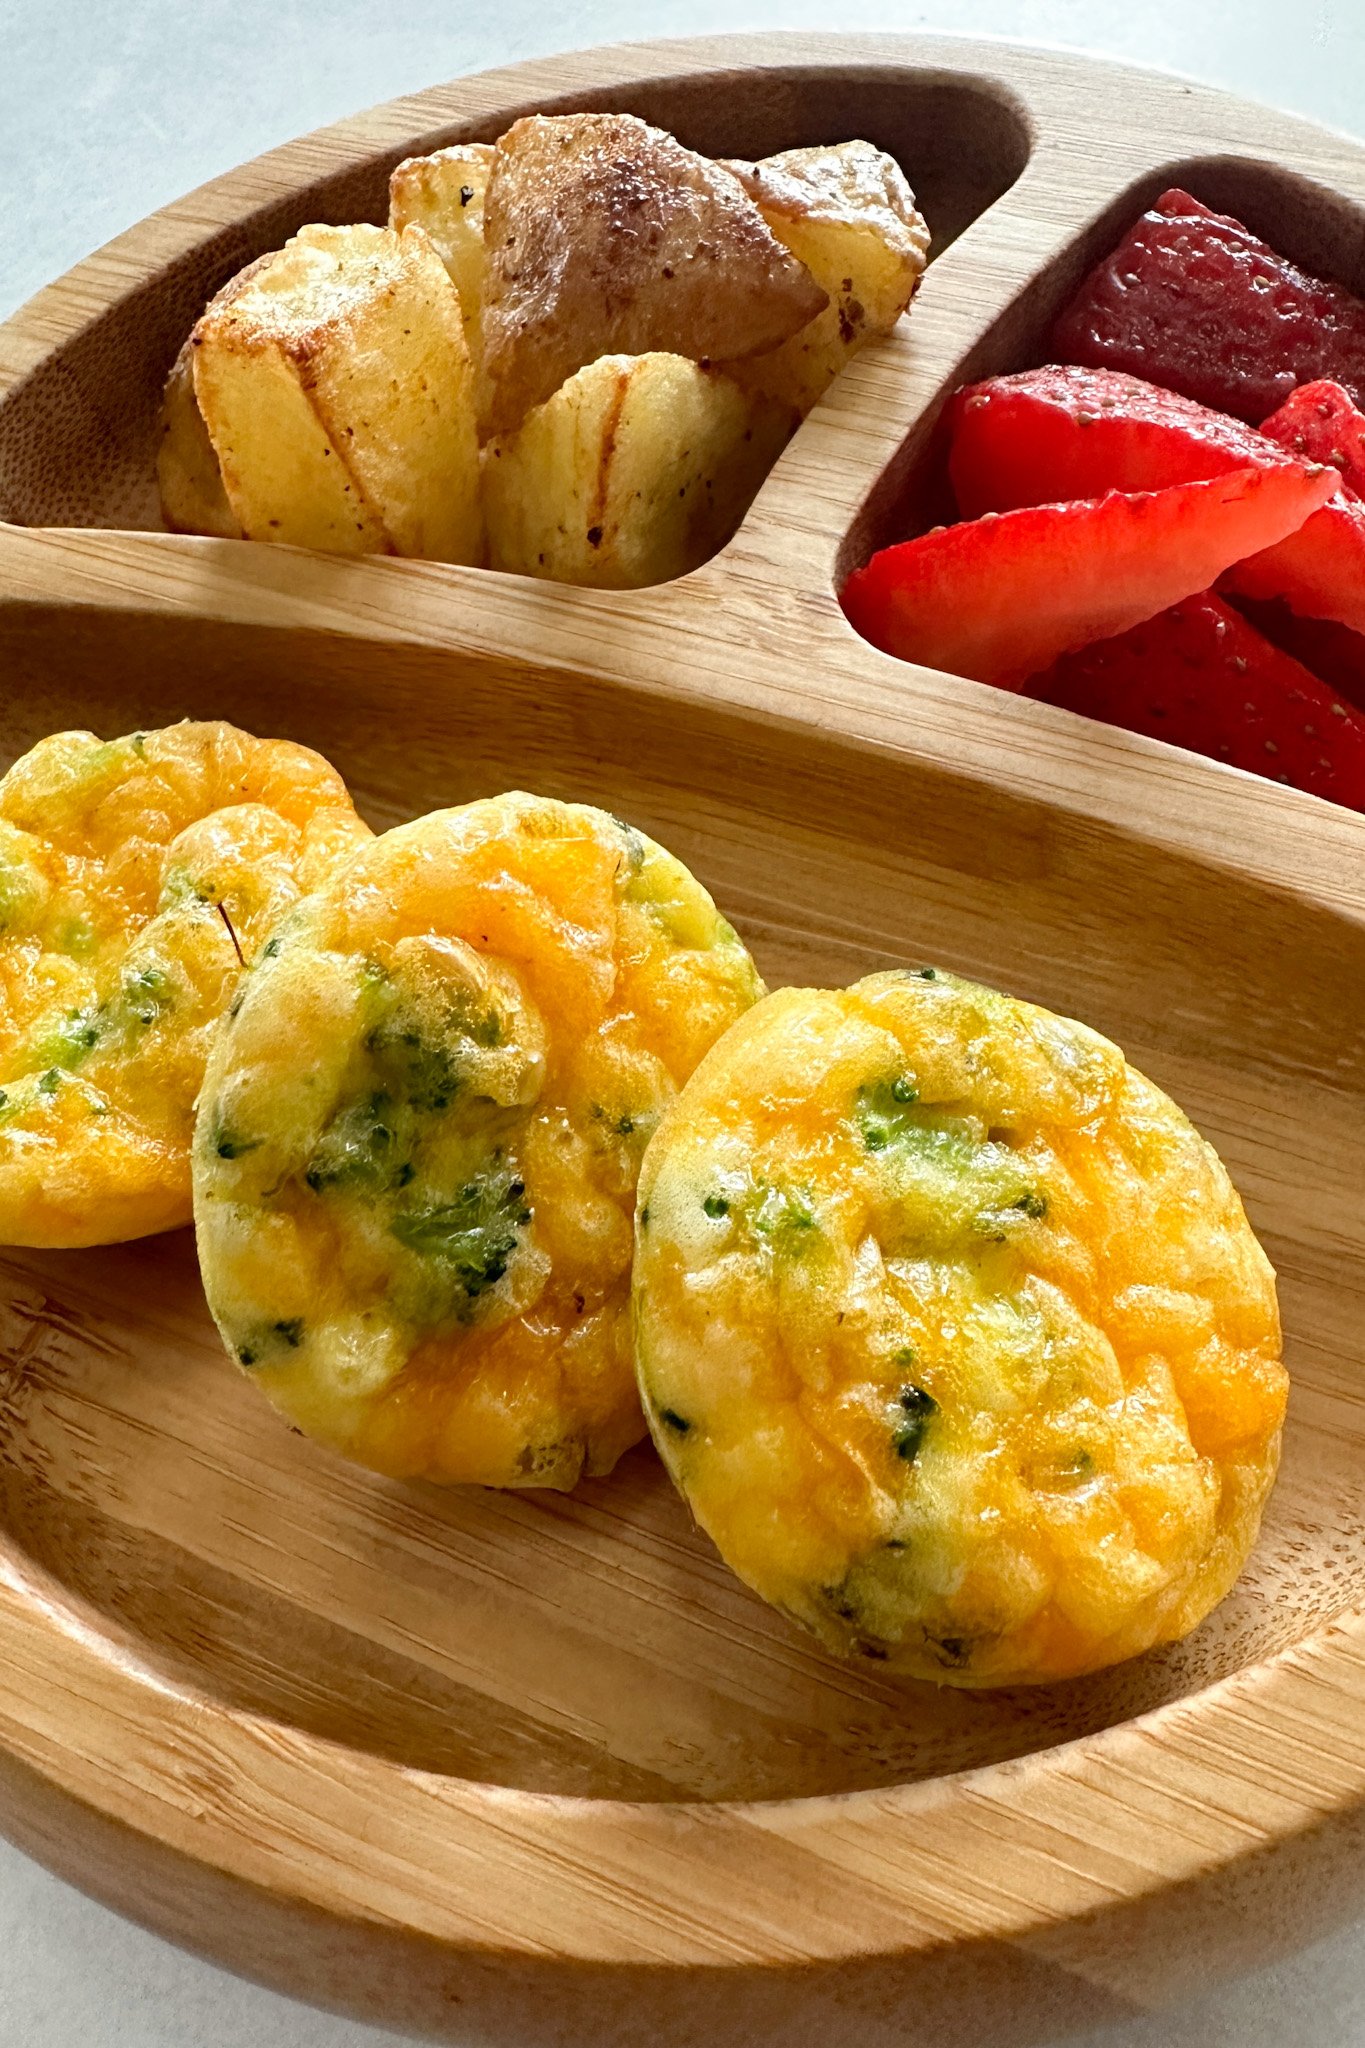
(0, 32), (1363, 2045)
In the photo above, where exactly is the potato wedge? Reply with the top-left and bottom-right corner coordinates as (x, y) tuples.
(191, 223), (482, 561)
(157, 336), (238, 538)
(724, 142), (930, 415)
(389, 143), (494, 373)
(480, 114), (827, 433)
(156, 255), (274, 538)
(483, 351), (792, 588)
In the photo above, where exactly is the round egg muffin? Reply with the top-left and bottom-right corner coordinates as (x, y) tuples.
(0, 721), (370, 1246)
(192, 792), (764, 1489)
(633, 967), (1286, 1686)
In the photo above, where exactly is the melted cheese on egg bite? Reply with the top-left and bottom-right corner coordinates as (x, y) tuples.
(633, 967), (1286, 1685)
(193, 792), (763, 1489)
(0, 721), (370, 1246)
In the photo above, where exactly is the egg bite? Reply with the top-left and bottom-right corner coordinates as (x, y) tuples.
(633, 967), (1286, 1686)
(192, 793), (764, 1490)
(0, 721), (370, 1246)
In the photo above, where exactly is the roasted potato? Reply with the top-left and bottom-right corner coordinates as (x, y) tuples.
(163, 119), (931, 577)
(193, 793), (764, 1489)
(389, 143), (494, 389)
(635, 967), (1286, 1686)
(157, 337), (238, 538)
(0, 721), (370, 1248)
(483, 351), (792, 588)
(724, 142), (930, 415)
(480, 113), (827, 433)
(191, 223), (483, 561)
(157, 254), (275, 538)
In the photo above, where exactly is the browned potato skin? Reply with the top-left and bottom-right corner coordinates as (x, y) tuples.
(724, 142), (931, 416)
(190, 224), (483, 563)
(726, 140), (927, 246)
(480, 113), (828, 433)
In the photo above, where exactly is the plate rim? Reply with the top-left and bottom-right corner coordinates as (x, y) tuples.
(0, 27), (1363, 1971)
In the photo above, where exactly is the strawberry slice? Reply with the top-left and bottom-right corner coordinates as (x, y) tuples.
(942, 361), (1364, 641)
(1258, 380), (1365, 499)
(1225, 494), (1365, 636)
(947, 365), (1296, 518)
(1051, 188), (1365, 423)
(1234, 596), (1365, 715)
(840, 465), (1335, 687)
(1027, 593), (1365, 810)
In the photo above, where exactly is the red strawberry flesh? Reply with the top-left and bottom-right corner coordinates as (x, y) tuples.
(945, 360), (1364, 641)
(1233, 596), (1365, 714)
(1258, 379), (1365, 499)
(1225, 494), (1365, 636)
(1027, 592), (1365, 810)
(840, 464), (1335, 687)
(948, 364), (1297, 518)
(1051, 188), (1365, 423)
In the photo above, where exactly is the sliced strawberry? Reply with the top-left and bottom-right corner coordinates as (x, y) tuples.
(1225, 494), (1365, 635)
(840, 465), (1335, 687)
(1051, 187), (1365, 423)
(1233, 595), (1365, 715)
(941, 361), (1363, 640)
(1027, 593), (1365, 810)
(948, 364), (1296, 518)
(1258, 380), (1365, 499)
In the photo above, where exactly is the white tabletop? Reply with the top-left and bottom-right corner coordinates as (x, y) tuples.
(2, 1), (1363, 2041)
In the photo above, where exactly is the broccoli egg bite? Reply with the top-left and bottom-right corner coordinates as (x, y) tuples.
(193, 792), (764, 1490)
(0, 721), (370, 1246)
(633, 967), (1286, 1686)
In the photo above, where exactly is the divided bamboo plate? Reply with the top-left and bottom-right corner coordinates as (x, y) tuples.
(1, 31), (1364, 2045)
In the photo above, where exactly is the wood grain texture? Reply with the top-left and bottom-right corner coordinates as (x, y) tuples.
(0, 30), (1363, 2040)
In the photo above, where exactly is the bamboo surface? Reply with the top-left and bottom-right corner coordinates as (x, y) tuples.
(0, 32), (1363, 2042)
